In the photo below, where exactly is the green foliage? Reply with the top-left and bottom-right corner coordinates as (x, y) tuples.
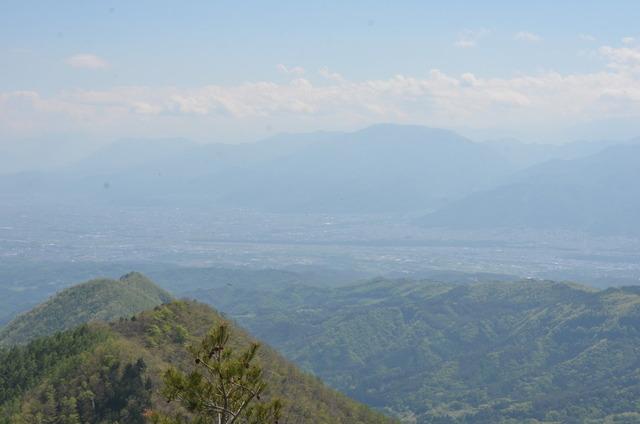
(0, 325), (104, 407)
(126, 301), (396, 424)
(0, 298), (395, 424)
(144, 304), (189, 347)
(151, 323), (281, 424)
(0, 272), (174, 346)
(193, 279), (640, 423)
(0, 326), (152, 423)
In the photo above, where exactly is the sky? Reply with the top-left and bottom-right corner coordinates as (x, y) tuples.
(2, 0), (640, 147)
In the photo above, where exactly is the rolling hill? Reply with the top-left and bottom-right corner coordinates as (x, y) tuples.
(189, 278), (640, 423)
(0, 272), (173, 346)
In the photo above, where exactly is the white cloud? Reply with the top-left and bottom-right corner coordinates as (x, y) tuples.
(580, 34), (596, 42)
(66, 54), (109, 69)
(3, 44), (640, 141)
(276, 64), (305, 76)
(318, 67), (345, 83)
(599, 45), (640, 71)
(515, 31), (542, 42)
(622, 36), (636, 45)
(454, 29), (490, 48)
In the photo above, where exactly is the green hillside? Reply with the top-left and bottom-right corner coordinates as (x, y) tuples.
(0, 300), (395, 424)
(0, 272), (173, 346)
(190, 278), (640, 423)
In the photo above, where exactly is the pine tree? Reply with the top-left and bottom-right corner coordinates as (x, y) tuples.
(148, 323), (282, 424)
(59, 396), (81, 424)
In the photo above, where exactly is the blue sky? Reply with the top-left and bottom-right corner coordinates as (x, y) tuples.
(2, 1), (640, 144)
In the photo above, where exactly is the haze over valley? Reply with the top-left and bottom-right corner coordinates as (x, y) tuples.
(3, 124), (640, 322)
(3, 2), (640, 423)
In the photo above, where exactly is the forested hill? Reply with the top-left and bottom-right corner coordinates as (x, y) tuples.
(0, 272), (173, 346)
(190, 278), (640, 423)
(0, 301), (395, 424)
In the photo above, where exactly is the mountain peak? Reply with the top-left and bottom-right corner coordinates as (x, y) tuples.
(355, 123), (470, 142)
(0, 273), (173, 346)
(119, 271), (151, 282)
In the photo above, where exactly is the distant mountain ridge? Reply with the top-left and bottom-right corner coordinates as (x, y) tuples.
(213, 124), (513, 212)
(3, 124), (639, 231)
(422, 143), (640, 235)
(0, 272), (173, 346)
(0, 124), (514, 212)
(484, 136), (640, 170)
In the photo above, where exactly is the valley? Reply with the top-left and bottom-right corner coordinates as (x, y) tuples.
(2, 197), (640, 326)
(4, 3), (640, 423)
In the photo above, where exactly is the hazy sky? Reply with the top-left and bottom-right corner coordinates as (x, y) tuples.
(2, 0), (640, 144)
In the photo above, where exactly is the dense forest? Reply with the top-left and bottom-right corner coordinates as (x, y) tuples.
(0, 295), (395, 424)
(190, 278), (640, 423)
(4, 272), (640, 423)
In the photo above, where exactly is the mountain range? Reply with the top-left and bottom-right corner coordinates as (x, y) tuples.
(0, 124), (512, 212)
(2, 123), (639, 234)
(422, 143), (640, 235)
